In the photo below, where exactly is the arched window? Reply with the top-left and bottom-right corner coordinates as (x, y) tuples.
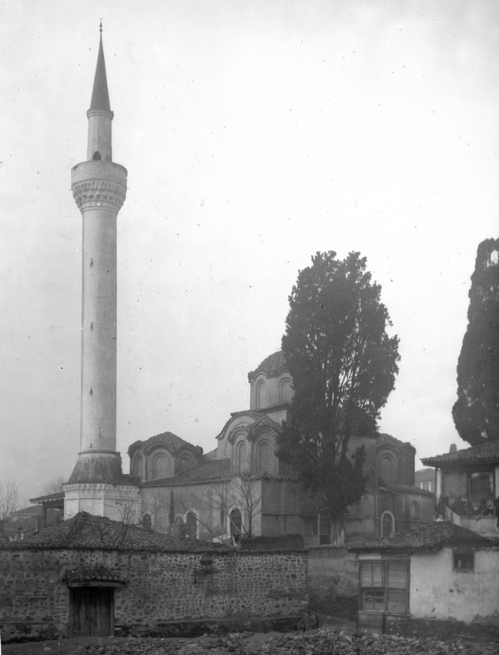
(179, 455), (191, 472)
(380, 455), (396, 482)
(134, 454), (144, 479)
(381, 511), (395, 537)
(151, 453), (169, 479)
(256, 380), (265, 409)
(411, 501), (420, 520)
(92, 151), (101, 160)
(186, 511), (197, 539)
(257, 441), (272, 474)
(236, 441), (247, 472)
(142, 513), (152, 530)
(279, 378), (293, 404)
(401, 457), (410, 485)
(230, 509), (242, 543)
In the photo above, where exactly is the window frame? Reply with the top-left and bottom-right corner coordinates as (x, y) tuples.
(359, 558), (410, 616)
(453, 549), (474, 572)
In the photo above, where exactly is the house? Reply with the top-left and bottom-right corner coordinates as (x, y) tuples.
(349, 521), (498, 634)
(0, 512), (307, 642)
(421, 439), (499, 538)
(3, 503), (63, 540)
(415, 468), (435, 493)
(129, 351), (433, 545)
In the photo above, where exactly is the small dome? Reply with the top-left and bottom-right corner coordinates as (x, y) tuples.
(248, 351), (287, 381)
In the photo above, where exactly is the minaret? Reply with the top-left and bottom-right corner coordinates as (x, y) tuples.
(64, 26), (139, 519)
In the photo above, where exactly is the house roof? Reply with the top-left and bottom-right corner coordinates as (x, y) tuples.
(141, 458), (232, 487)
(378, 479), (434, 496)
(10, 505), (44, 517)
(248, 351), (288, 381)
(30, 492), (65, 503)
(349, 521), (495, 552)
(421, 439), (499, 466)
(0, 512), (230, 552)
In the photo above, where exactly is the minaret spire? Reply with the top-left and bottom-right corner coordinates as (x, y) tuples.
(85, 26), (113, 162)
(90, 22), (111, 112)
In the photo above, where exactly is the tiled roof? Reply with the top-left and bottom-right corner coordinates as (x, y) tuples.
(349, 521), (495, 552)
(128, 431), (201, 457)
(0, 512), (230, 552)
(141, 458), (232, 487)
(378, 479), (434, 496)
(421, 439), (499, 466)
(30, 492), (65, 503)
(248, 351), (287, 381)
(10, 505), (44, 516)
(62, 565), (128, 584)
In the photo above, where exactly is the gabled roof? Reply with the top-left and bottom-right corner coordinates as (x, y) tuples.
(0, 512), (229, 552)
(248, 351), (288, 381)
(141, 458), (231, 487)
(349, 521), (494, 552)
(422, 439), (499, 466)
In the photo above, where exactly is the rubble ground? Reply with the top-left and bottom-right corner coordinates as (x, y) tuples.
(3, 625), (499, 655)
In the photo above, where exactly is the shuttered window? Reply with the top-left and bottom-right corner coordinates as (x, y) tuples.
(360, 560), (409, 615)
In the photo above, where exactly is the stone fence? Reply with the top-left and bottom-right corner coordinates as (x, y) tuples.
(0, 547), (308, 642)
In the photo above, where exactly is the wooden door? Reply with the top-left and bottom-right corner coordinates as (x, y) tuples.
(70, 587), (114, 637)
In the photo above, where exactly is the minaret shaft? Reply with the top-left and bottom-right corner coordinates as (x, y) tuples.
(80, 206), (117, 453)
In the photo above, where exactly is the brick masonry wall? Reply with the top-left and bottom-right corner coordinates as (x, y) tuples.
(0, 548), (308, 642)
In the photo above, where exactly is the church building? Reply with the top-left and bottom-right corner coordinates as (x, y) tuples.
(129, 351), (434, 545)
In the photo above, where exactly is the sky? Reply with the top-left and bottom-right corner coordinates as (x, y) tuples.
(1, 1), (499, 505)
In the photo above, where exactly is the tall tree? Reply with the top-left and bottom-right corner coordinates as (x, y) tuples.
(452, 238), (499, 445)
(276, 251), (400, 541)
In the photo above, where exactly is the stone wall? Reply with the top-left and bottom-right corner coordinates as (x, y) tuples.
(0, 547), (308, 642)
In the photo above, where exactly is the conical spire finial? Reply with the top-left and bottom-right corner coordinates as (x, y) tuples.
(90, 23), (111, 111)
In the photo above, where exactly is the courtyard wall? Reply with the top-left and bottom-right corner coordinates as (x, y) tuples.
(0, 546), (308, 642)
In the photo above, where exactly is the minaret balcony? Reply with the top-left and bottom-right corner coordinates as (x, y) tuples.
(71, 160), (127, 213)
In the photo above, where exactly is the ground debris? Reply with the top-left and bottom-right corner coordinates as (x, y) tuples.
(8, 626), (498, 655)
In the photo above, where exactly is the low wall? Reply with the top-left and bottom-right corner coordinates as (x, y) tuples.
(307, 546), (358, 617)
(0, 547), (308, 643)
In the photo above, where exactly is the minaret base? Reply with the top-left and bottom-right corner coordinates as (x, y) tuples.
(68, 451), (124, 485)
(63, 483), (140, 522)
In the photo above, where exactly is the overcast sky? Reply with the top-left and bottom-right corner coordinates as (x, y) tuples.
(2, 1), (499, 504)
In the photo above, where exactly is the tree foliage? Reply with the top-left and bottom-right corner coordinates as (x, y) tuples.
(277, 251), (400, 522)
(452, 239), (499, 446)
